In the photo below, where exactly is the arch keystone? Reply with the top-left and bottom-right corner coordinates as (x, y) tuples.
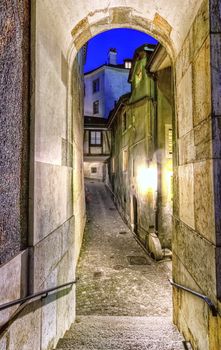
(153, 13), (172, 36)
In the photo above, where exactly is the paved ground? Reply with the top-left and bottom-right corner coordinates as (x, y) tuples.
(76, 180), (173, 316)
(56, 316), (184, 350)
(55, 180), (185, 349)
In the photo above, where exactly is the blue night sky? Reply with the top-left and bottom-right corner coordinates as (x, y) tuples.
(84, 28), (157, 73)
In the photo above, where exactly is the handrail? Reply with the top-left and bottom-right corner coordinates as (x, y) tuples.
(169, 279), (218, 316)
(0, 280), (77, 312)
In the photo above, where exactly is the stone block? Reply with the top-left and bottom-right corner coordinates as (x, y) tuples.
(193, 36), (211, 127)
(61, 215), (75, 258)
(173, 253), (209, 350)
(216, 247), (221, 300)
(212, 117), (221, 159)
(175, 36), (191, 85)
(41, 269), (58, 350)
(61, 138), (73, 167)
(0, 336), (7, 350)
(178, 163), (195, 229)
(194, 117), (212, 160)
(177, 65), (193, 138)
(208, 310), (220, 350)
(213, 160), (221, 246)
(74, 193), (86, 265)
(194, 160), (215, 244)
(35, 63), (67, 165)
(172, 166), (179, 218)
(178, 130), (196, 165)
(191, 0), (209, 60)
(56, 253), (76, 340)
(33, 162), (73, 244)
(210, 34), (221, 116)
(31, 215), (76, 289)
(8, 301), (41, 350)
(0, 250), (28, 327)
(32, 228), (62, 291)
(210, 0), (221, 33)
(173, 219), (216, 301)
(153, 13), (172, 36)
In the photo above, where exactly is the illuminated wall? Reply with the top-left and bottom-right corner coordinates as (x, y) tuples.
(109, 47), (173, 257)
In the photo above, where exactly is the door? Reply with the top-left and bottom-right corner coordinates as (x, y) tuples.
(133, 195), (138, 234)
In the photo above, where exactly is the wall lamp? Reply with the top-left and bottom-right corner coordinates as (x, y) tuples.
(137, 165), (157, 194)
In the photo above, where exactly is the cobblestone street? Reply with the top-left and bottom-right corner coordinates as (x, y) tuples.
(55, 180), (185, 349)
(76, 180), (173, 317)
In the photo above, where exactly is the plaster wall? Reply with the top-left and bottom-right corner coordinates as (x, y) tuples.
(104, 67), (131, 118)
(84, 69), (105, 117)
(110, 67), (173, 251)
(156, 69), (173, 248)
(84, 66), (130, 118)
(84, 162), (104, 180)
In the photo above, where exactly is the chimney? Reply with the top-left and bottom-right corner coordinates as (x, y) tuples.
(108, 48), (117, 65)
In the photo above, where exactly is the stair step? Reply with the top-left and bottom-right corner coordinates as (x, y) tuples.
(55, 316), (185, 350)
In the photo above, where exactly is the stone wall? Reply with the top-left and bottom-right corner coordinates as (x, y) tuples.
(84, 66), (130, 118)
(104, 67), (131, 118)
(173, 0), (221, 348)
(84, 69), (105, 117)
(0, 0), (29, 264)
(0, 2), (86, 349)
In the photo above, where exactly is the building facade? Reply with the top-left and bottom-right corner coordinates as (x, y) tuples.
(84, 49), (131, 119)
(108, 44), (173, 259)
(83, 117), (111, 180)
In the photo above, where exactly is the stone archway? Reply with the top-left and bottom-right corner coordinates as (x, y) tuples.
(0, 1), (220, 349)
(28, 1), (221, 349)
(63, 5), (220, 348)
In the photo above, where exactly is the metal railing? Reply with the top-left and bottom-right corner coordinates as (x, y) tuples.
(169, 279), (218, 316)
(0, 280), (77, 312)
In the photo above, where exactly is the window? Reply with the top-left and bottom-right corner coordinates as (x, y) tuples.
(168, 129), (173, 154)
(135, 67), (142, 86)
(132, 158), (135, 177)
(112, 157), (115, 173)
(123, 149), (128, 172)
(93, 79), (100, 93)
(125, 61), (132, 69)
(90, 131), (102, 146)
(165, 124), (173, 158)
(91, 167), (97, 174)
(93, 100), (99, 114)
(122, 112), (127, 132)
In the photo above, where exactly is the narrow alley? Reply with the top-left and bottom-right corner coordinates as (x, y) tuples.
(1, 2), (220, 349)
(55, 180), (184, 349)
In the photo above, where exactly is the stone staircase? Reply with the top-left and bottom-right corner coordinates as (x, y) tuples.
(55, 315), (186, 350)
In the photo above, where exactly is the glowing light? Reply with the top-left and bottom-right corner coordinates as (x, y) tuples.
(165, 167), (173, 199)
(137, 166), (158, 194)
